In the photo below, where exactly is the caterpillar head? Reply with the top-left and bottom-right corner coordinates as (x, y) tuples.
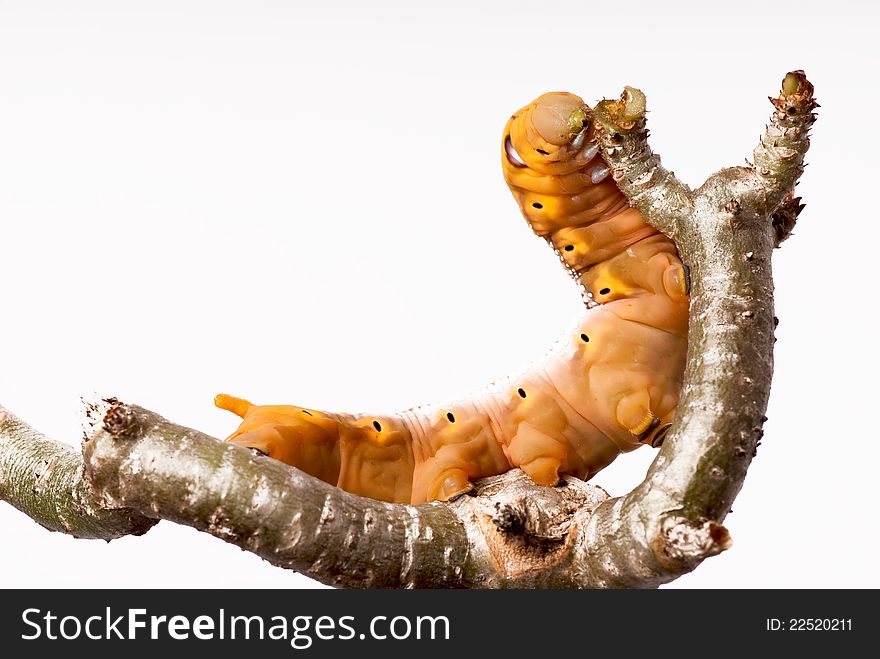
(503, 92), (600, 177)
(530, 92), (589, 146)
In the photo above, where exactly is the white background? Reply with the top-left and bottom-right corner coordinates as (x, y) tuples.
(1, 0), (877, 589)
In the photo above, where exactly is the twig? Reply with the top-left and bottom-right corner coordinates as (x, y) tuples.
(591, 86), (694, 239)
(581, 70), (815, 585)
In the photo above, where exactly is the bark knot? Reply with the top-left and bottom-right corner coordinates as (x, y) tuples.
(492, 503), (526, 535)
(103, 402), (140, 439)
(653, 516), (732, 570)
(459, 471), (609, 582)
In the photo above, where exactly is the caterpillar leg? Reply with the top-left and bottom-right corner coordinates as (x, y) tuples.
(616, 390), (659, 439)
(501, 380), (588, 487)
(417, 464), (473, 503)
(409, 411), (510, 504)
(506, 423), (566, 486)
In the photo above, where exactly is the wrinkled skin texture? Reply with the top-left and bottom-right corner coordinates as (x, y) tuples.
(216, 92), (689, 504)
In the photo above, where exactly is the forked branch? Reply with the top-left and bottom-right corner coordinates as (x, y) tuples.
(0, 71), (816, 588)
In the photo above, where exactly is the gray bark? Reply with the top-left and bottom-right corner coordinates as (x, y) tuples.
(0, 404), (155, 539)
(0, 71), (816, 588)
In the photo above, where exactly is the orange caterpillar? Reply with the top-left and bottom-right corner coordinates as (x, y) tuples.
(216, 92), (689, 504)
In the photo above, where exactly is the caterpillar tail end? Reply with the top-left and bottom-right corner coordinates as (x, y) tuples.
(214, 393), (255, 419)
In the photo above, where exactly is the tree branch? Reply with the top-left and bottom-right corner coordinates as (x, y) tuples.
(0, 404), (155, 540)
(752, 71), (817, 212)
(86, 402), (471, 588)
(0, 71), (816, 588)
(591, 86), (694, 239)
(82, 402), (616, 587)
(580, 70), (815, 585)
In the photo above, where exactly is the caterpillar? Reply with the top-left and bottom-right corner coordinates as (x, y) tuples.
(215, 91), (689, 504)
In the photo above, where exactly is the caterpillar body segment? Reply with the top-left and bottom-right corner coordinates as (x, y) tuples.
(217, 91), (689, 504)
(502, 91), (688, 439)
